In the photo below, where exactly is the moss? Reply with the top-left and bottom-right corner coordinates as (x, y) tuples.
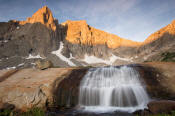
(161, 52), (175, 62)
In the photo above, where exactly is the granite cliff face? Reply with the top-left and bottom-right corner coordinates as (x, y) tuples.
(0, 6), (175, 69)
(0, 6), (63, 69)
(61, 20), (140, 63)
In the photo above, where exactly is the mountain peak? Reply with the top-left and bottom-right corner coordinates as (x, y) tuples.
(172, 20), (175, 25)
(20, 6), (57, 30)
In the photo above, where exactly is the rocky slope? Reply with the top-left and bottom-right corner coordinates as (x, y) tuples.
(0, 6), (175, 69)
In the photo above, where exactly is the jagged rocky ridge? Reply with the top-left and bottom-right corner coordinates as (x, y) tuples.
(0, 6), (175, 69)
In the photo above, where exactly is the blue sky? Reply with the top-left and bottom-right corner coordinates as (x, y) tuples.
(0, 0), (175, 42)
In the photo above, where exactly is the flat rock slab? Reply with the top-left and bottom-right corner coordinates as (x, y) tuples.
(0, 68), (74, 110)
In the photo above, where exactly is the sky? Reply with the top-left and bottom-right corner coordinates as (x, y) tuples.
(0, 0), (175, 42)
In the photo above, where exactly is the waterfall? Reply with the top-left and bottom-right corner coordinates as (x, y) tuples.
(78, 66), (149, 112)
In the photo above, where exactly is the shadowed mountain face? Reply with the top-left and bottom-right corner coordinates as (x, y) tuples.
(0, 6), (175, 69)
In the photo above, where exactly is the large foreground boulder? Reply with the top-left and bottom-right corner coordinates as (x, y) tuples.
(148, 100), (175, 114)
(0, 68), (87, 110)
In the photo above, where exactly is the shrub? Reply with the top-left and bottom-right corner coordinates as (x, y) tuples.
(0, 109), (12, 116)
(20, 108), (45, 116)
(161, 52), (175, 62)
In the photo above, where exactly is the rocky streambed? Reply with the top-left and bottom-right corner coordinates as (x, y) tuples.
(0, 62), (175, 115)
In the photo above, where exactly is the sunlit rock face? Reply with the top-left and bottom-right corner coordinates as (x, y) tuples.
(19, 6), (58, 31)
(62, 20), (141, 48)
(60, 20), (140, 63)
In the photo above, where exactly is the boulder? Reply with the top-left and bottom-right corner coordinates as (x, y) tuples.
(148, 100), (175, 114)
(0, 68), (75, 110)
(35, 59), (52, 70)
(0, 68), (88, 111)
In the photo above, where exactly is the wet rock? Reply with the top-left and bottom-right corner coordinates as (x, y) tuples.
(136, 62), (175, 99)
(0, 103), (15, 110)
(53, 68), (88, 108)
(133, 109), (151, 116)
(148, 100), (175, 114)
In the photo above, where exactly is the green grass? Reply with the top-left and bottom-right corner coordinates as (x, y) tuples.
(0, 109), (12, 116)
(161, 52), (175, 62)
(0, 107), (45, 116)
(20, 108), (45, 116)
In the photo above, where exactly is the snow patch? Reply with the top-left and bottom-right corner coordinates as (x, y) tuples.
(26, 54), (44, 59)
(135, 56), (138, 58)
(4, 40), (8, 43)
(18, 63), (24, 67)
(31, 63), (36, 65)
(52, 42), (76, 66)
(82, 54), (132, 65)
(69, 53), (74, 59)
(6, 66), (16, 70)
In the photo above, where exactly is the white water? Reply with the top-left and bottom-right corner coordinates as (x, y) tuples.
(78, 66), (149, 113)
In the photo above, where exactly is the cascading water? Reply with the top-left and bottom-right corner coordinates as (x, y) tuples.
(78, 66), (149, 112)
